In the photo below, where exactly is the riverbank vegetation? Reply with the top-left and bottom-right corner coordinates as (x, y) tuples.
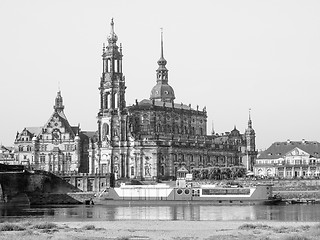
(191, 166), (247, 180)
(238, 223), (320, 240)
(0, 220), (320, 240)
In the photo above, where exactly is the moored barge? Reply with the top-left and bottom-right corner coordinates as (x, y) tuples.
(95, 168), (276, 205)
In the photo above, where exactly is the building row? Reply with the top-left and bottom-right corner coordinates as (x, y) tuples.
(11, 19), (256, 182)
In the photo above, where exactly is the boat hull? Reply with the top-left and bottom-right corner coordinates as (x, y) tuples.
(95, 184), (275, 205)
(94, 199), (275, 206)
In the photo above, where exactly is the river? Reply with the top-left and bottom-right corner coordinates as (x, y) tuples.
(1, 204), (320, 222)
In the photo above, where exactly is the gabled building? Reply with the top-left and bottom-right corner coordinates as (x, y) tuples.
(0, 145), (15, 165)
(88, 19), (257, 183)
(254, 140), (320, 178)
(14, 91), (94, 174)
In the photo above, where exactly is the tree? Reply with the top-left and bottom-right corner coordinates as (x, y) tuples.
(191, 166), (246, 180)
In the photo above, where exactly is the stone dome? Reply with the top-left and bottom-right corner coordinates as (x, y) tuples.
(107, 18), (118, 43)
(107, 31), (118, 43)
(230, 127), (240, 136)
(157, 56), (167, 66)
(150, 83), (175, 102)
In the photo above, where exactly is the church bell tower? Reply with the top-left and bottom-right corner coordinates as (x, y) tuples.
(244, 109), (256, 171)
(98, 18), (127, 144)
(95, 19), (128, 185)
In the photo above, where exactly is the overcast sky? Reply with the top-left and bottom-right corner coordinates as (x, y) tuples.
(1, 0), (320, 150)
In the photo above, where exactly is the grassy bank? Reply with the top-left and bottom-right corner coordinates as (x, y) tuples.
(0, 220), (320, 240)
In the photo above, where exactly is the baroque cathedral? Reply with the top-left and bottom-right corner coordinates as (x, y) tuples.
(87, 19), (256, 182)
(14, 19), (256, 181)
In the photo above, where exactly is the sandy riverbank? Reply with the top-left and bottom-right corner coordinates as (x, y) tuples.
(0, 220), (319, 240)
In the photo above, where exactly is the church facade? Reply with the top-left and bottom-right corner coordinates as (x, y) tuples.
(87, 19), (257, 182)
(12, 20), (256, 179)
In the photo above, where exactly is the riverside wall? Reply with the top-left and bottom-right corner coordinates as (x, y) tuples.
(240, 179), (320, 200)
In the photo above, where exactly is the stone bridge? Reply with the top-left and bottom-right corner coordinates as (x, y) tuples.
(0, 164), (81, 205)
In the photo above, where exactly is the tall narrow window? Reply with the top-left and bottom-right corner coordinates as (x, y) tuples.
(107, 59), (111, 72)
(161, 165), (165, 175)
(114, 93), (118, 109)
(114, 60), (118, 73)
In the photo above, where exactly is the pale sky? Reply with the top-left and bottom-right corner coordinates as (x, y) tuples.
(1, 0), (320, 150)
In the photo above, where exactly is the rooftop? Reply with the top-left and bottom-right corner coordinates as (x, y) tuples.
(258, 140), (320, 159)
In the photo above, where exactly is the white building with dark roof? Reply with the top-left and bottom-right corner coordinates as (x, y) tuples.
(254, 140), (320, 178)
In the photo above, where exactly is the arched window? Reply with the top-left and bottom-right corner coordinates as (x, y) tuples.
(172, 154), (177, 163)
(142, 114), (148, 123)
(161, 165), (165, 175)
(107, 59), (111, 72)
(102, 123), (109, 138)
(166, 125), (171, 133)
(184, 126), (188, 134)
(114, 93), (118, 109)
(40, 154), (46, 163)
(113, 128), (118, 137)
(66, 153), (72, 162)
(114, 60), (118, 73)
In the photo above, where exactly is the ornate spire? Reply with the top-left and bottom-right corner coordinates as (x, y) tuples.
(54, 91), (64, 113)
(161, 29), (164, 58)
(107, 18), (118, 44)
(99, 18), (125, 113)
(150, 28), (175, 103)
(158, 28), (167, 66)
(211, 121), (215, 135)
(248, 108), (252, 129)
(245, 108), (255, 135)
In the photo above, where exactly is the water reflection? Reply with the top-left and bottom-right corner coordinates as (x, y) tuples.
(2, 204), (320, 222)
